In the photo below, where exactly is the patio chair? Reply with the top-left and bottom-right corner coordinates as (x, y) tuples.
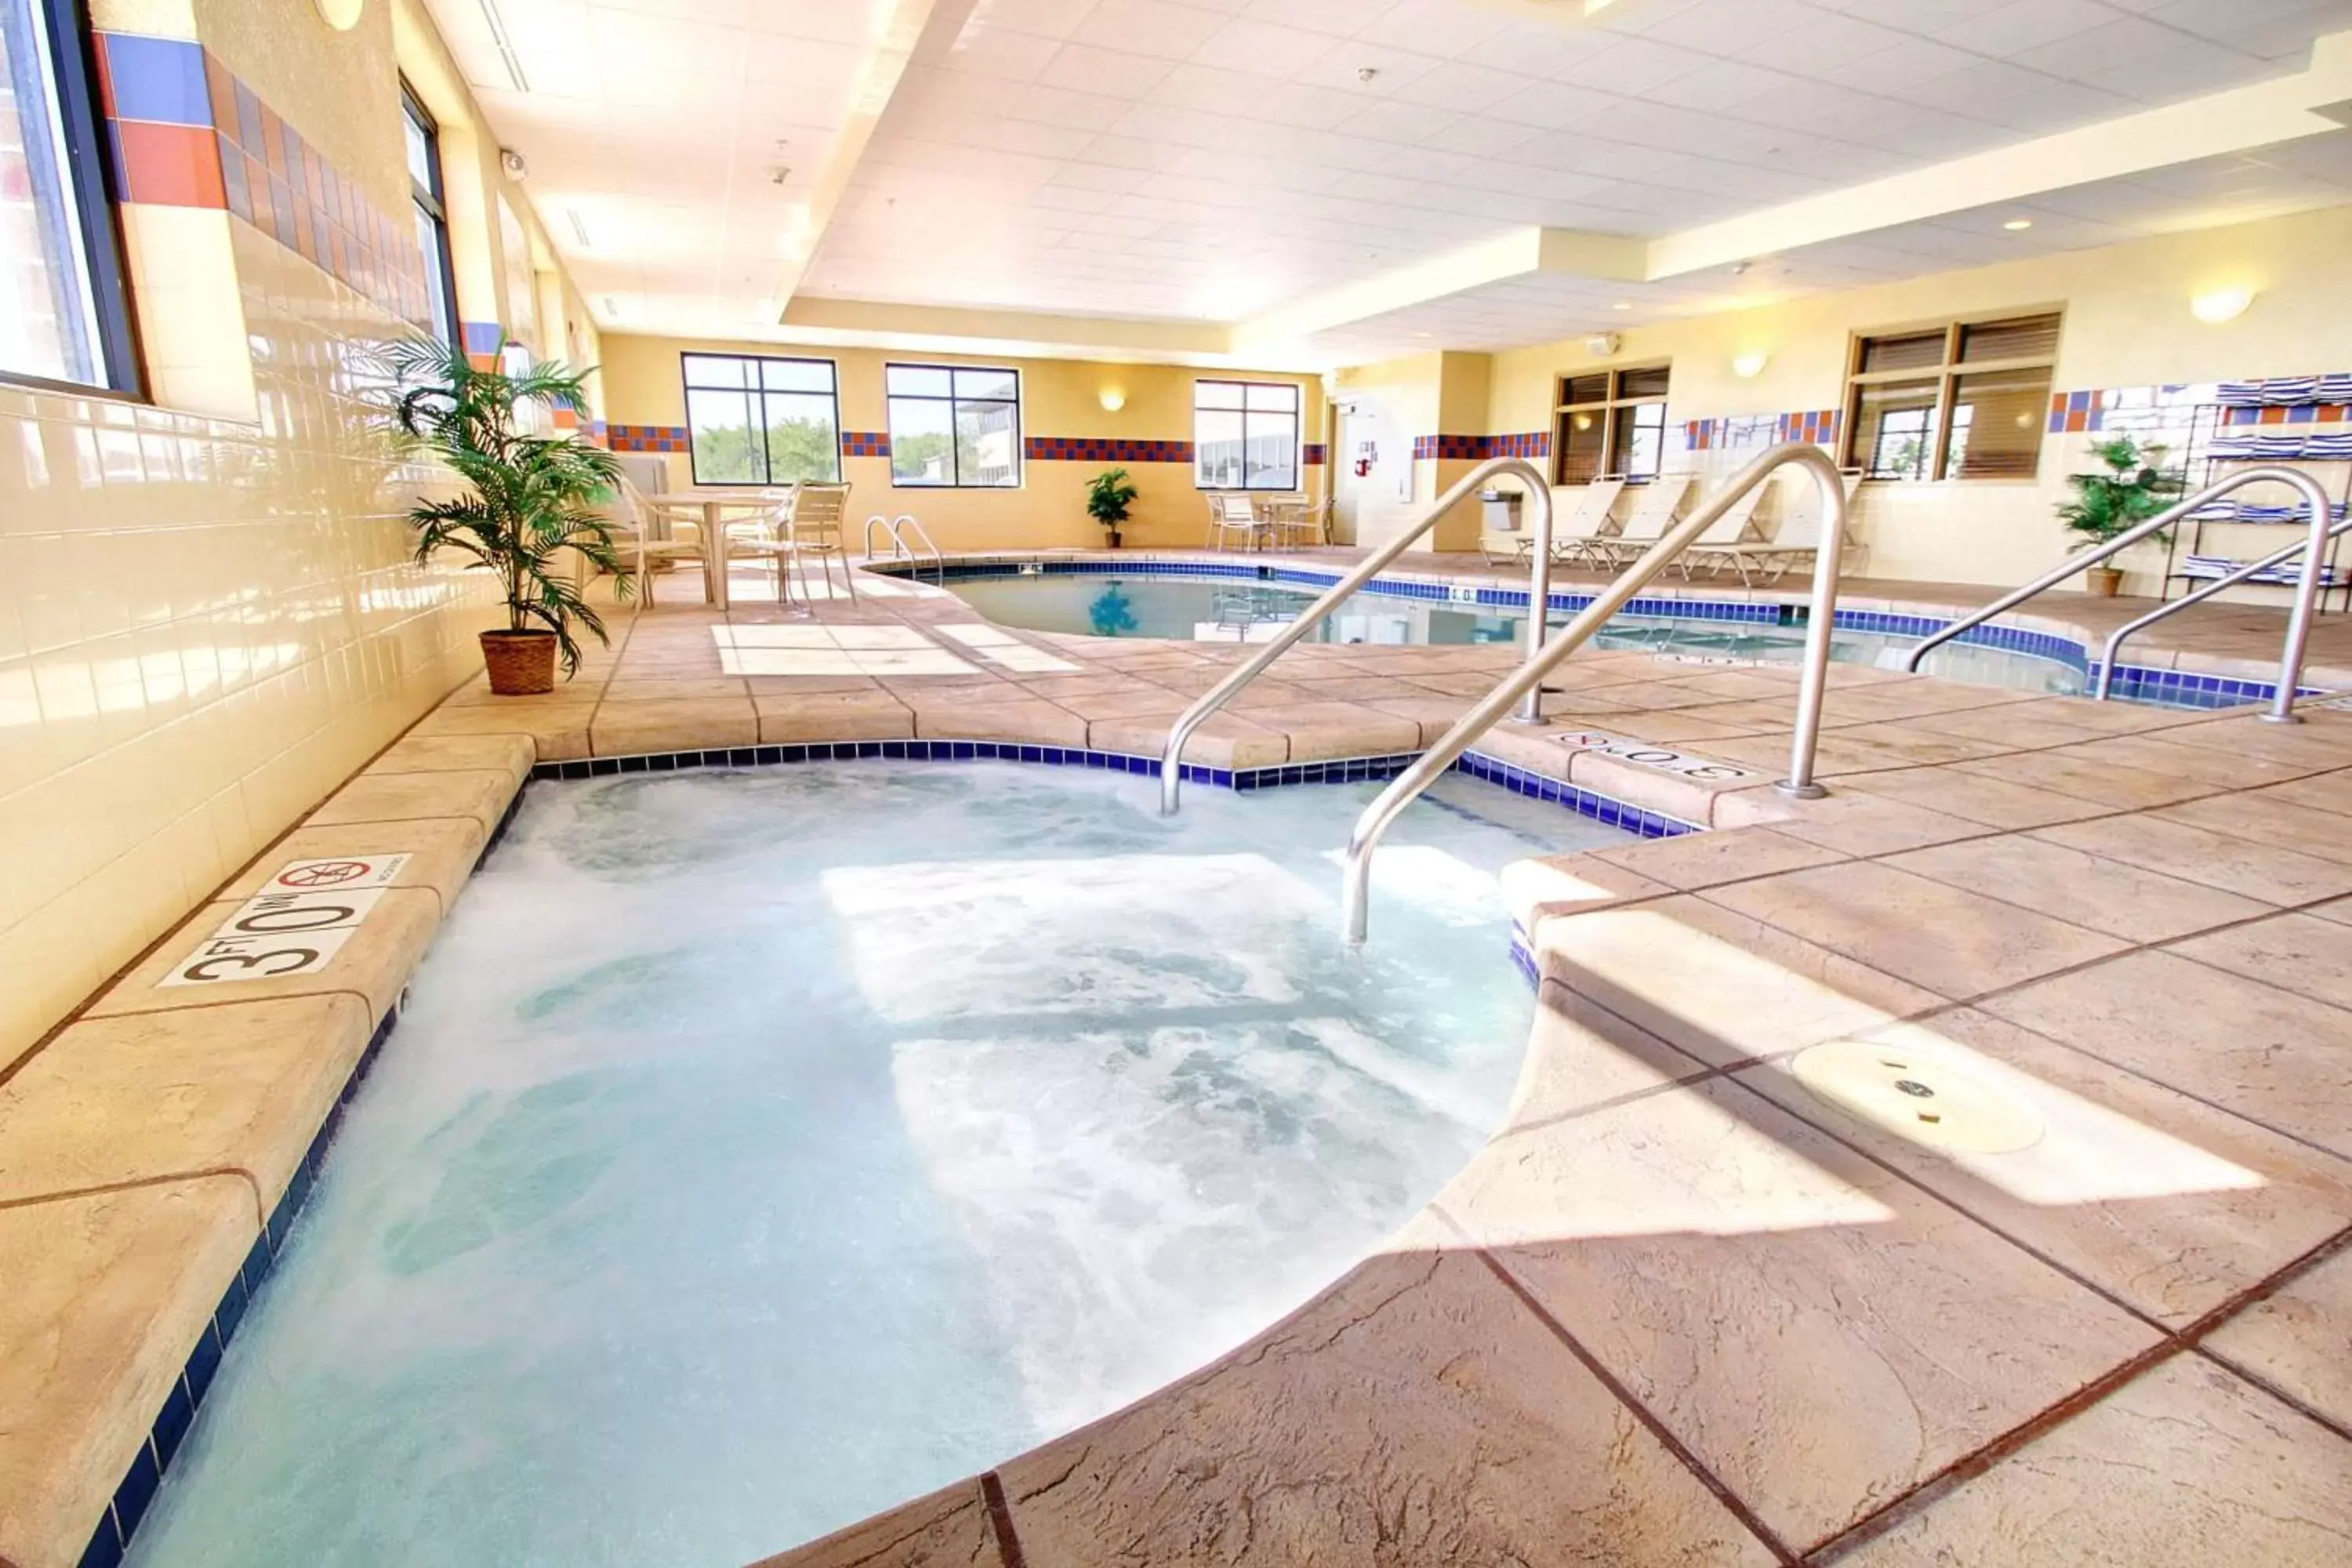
(1686, 470), (1864, 587)
(1670, 477), (1775, 579)
(1591, 474), (1694, 570)
(628, 481), (725, 607)
(1548, 477), (1633, 569)
(1268, 495), (1330, 549)
(1207, 493), (1267, 551)
(744, 481), (859, 604)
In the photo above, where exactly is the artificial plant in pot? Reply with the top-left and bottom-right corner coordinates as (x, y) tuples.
(387, 336), (633, 695)
(1087, 466), (1139, 549)
(2057, 435), (2184, 597)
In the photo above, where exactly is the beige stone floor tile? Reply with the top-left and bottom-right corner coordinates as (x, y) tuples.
(1918, 699), (2147, 749)
(2043, 732), (2318, 789)
(1949, 751), (2220, 811)
(2203, 1244), (2352, 1432)
(1227, 701), (1423, 761)
(1883, 833), (2270, 942)
(1280, 673), (1436, 702)
(997, 1242), (1780, 1568)
(1532, 895), (1944, 1068)
(1700, 862), (2130, 1000)
(752, 691), (916, 743)
(1830, 1356), (2352, 1567)
(0, 994), (370, 1213)
(1363, 694), (1475, 745)
(1436, 1074), (2158, 1553)
(1599, 710), (1784, 743)
(368, 732), (535, 787)
(1566, 748), (1757, 827)
(1089, 712), (1288, 769)
(2169, 913), (2352, 1012)
(598, 677), (750, 702)
(751, 1479), (997, 1567)
(411, 702), (592, 761)
(0, 1178), (256, 1568)
(2156, 710), (2352, 768)
(2312, 896), (2352, 927)
(1706, 729), (1948, 778)
(738, 674), (880, 695)
(1815, 683), (2044, 724)
(914, 700), (1090, 747)
(1499, 854), (1671, 932)
(2155, 790), (2352, 868)
(214, 816), (487, 913)
(1715, 784), (1987, 852)
(1837, 764), (2113, 829)
(304, 768), (517, 837)
(1823, 721), (2028, 768)
(1664, 698), (1809, 732)
(1740, 1009), (2352, 1327)
(2241, 768), (2352, 819)
(1041, 690), (1189, 722)
(589, 697), (760, 755)
(1591, 826), (1850, 891)
(1497, 978), (1722, 1136)
(87, 887), (437, 1026)
(2031, 814), (2352, 906)
(1984, 951), (2352, 1160)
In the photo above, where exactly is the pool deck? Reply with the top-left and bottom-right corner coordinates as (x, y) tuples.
(5, 553), (2352, 1567)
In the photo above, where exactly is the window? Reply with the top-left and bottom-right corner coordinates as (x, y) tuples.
(1844, 313), (2059, 482)
(1552, 365), (1670, 485)
(1, 0), (134, 390)
(1195, 379), (1300, 490)
(402, 81), (459, 347)
(681, 354), (841, 485)
(887, 363), (1021, 488)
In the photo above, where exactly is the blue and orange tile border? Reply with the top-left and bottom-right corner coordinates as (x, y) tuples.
(1024, 436), (1193, 463)
(1413, 433), (1551, 462)
(93, 30), (433, 331)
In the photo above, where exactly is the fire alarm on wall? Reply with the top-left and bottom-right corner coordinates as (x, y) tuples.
(1584, 332), (1622, 358)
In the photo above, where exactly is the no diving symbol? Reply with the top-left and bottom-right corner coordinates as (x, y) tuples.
(280, 860), (373, 887)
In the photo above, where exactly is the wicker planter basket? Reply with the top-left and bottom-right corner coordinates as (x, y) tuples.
(481, 630), (557, 695)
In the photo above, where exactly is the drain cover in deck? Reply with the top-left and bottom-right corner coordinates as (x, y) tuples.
(1791, 1039), (2043, 1155)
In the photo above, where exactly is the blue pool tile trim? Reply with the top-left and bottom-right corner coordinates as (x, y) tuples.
(894, 560), (2316, 709)
(80, 1003), (404, 1568)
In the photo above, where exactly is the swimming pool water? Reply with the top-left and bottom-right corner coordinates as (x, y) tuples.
(128, 764), (1631, 1567)
(942, 572), (2097, 697)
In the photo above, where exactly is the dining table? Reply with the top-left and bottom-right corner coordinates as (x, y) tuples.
(643, 492), (783, 610)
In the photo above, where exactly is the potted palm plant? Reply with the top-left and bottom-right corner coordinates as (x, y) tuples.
(2057, 435), (2184, 597)
(1087, 466), (1139, 549)
(387, 336), (633, 694)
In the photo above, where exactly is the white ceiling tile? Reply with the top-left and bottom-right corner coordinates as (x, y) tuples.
(938, 23), (1065, 81)
(1073, 0), (1234, 58)
(1189, 16), (1338, 77)
(1035, 41), (1182, 96)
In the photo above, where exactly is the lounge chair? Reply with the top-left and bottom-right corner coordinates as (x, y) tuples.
(1685, 469), (1864, 587)
(1592, 474), (1694, 570)
(1479, 477), (1627, 568)
(1671, 477), (1774, 579)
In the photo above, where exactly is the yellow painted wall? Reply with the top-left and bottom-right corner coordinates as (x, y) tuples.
(1489, 204), (2352, 593)
(1333, 350), (1496, 553)
(0, 0), (593, 1067)
(597, 336), (1327, 551)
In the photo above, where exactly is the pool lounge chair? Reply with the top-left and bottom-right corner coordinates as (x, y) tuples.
(1479, 477), (1628, 568)
(1592, 474), (1694, 570)
(1670, 477), (1774, 579)
(1684, 469), (1864, 587)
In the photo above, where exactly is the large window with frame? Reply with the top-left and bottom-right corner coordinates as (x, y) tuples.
(1195, 379), (1300, 490)
(1552, 365), (1670, 485)
(1, 0), (135, 390)
(681, 353), (842, 485)
(401, 81), (460, 347)
(887, 363), (1021, 488)
(1845, 313), (2059, 483)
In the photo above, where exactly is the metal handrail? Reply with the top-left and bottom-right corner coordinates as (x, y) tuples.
(861, 514), (945, 581)
(1159, 457), (1555, 813)
(1902, 465), (2336, 724)
(1341, 443), (1850, 946)
(2094, 514), (2352, 700)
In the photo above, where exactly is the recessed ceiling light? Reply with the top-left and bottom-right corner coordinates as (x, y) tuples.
(566, 209), (592, 247)
(2004, 218), (2034, 230)
(1611, 301), (1632, 310)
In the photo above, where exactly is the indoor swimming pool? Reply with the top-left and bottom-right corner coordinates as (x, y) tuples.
(942, 570), (2101, 697)
(125, 762), (1635, 1567)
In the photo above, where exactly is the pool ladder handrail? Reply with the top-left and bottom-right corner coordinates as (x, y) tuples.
(2095, 512), (2352, 702)
(862, 514), (945, 581)
(1159, 456), (1559, 814)
(1341, 442), (1853, 946)
(1901, 464), (2336, 724)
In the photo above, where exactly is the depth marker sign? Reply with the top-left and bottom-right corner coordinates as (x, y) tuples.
(159, 854), (412, 988)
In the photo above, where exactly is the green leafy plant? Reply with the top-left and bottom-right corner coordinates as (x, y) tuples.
(2057, 435), (2185, 548)
(385, 335), (631, 675)
(1086, 466), (1140, 531)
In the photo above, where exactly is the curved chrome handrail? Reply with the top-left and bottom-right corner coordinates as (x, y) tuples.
(1903, 465), (2336, 724)
(2094, 513), (2352, 700)
(860, 514), (946, 581)
(1159, 457), (1555, 814)
(1341, 443), (1850, 946)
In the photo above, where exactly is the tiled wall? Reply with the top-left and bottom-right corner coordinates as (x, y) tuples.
(1413, 432), (1549, 461)
(0, 20), (501, 1066)
(1025, 437), (1192, 463)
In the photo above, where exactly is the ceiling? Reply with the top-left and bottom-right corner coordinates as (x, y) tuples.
(426, 0), (2352, 365)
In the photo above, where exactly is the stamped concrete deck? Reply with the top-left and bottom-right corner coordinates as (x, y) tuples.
(5, 550), (2351, 1568)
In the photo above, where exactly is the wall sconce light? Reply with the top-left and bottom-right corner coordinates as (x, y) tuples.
(1099, 389), (1126, 412)
(1731, 352), (1769, 379)
(2191, 287), (2255, 324)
